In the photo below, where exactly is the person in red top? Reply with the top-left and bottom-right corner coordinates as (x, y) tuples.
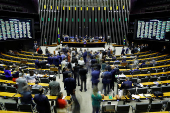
(36, 46), (40, 52)
(55, 92), (67, 113)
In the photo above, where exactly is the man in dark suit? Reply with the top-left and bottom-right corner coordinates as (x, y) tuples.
(120, 78), (132, 90)
(21, 85), (35, 106)
(53, 55), (59, 67)
(73, 63), (80, 86)
(35, 59), (40, 69)
(48, 55), (53, 65)
(105, 63), (111, 71)
(64, 73), (76, 96)
(102, 68), (111, 95)
(45, 47), (49, 55)
(34, 88), (51, 113)
(121, 47), (125, 56)
(83, 49), (87, 63)
(110, 66), (116, 91)
(91, 67), (100, 87)
(79, 65), (88, 92)
(38, 47), (43, 54)
(62, 68), (71, 82)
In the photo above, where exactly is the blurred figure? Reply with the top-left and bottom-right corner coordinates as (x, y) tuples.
(71, 89), (80, 113)
(45, 47), (49, 55)
(79, 65), (88, 92)
(121, 47), (125, 56)
(91, 67), (100, 88)
(32, 80), (42, 89)
(150, 58), (157, 66)
(16, 72), (27, 93)
(102, 68), (111, 95)
(91, 86), (103, 113)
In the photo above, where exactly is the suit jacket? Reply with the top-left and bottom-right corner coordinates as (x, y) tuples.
(105, 65), (111, 71)
(45, 48), (49, 54)
(34, 94), (50, 112)
(63, 71), (71, 81)
(79, 68), (88, 80)
(53, 56), (59, 66)
(102, 71), (111, 84)
(48, 57), (53, 65)
(91, 70), (100, 84)
(64, 77), (76, 92)
(121, 80), (132, 89)
(21, 91), (33, 105)
(16, 77), (27, 93)
(110, 69), (116, 82)
(121, 49), (125, 55)
(35, 60), (40, 68)
(49, 81), (61, 96)
(38, 49), (43, 54)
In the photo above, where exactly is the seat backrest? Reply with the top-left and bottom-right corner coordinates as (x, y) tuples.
(136, 103), (149, 111)
(150, 103), (162, 112)
(31, 88), (39, 94)
(0, 85), (6, 92)
(160, 76), (167, 81)
(133, 71), (140, 75)
(142, 64), (148, 68)
(130, 78), (138, 83)
(150, 77), (157, 82)
(19, 104), (32, 112)
(141, 78), (149, 82)
(161, 86), (170, 92)
(40, 78), (49, 83)
(137, 88), (148, 94)
(6, 86), (16, 93)
(102, 104), (115, 112)
(0, 75), (6, 80)
(5, 102), (18, 111)
(150, 87), (161, 93)
(140, 70), (148, 74)
(117, 105), (130, 112)
(165, 101), (170, 111)
(127, 88), (136, 94)
(123, 71), (131, 75)
(150, 69), (156, 73)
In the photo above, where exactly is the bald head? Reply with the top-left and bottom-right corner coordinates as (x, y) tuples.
(111, 65), (115, 69)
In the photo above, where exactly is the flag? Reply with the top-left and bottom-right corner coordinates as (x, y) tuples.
(58, 28), (60, 44)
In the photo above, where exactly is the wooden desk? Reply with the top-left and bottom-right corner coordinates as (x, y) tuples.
(0, 110), (31, 113)
(0, 92), (16, 97)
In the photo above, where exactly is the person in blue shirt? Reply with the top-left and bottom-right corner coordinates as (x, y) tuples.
(126, 47), (129, 54)
(53, 55), (59, 67)
(4, 66), (12, 80)
(122, 58), (126, 63)
(91, 67), (100, 88)
(140, 61), (145, 68)
(102, 68), (112, 95)
(47, 55), (53, 65)
(35, 59), (40, 69)
(121, 46), (125, 56)
(131, 67), (140, 74)
(61, 52), (66, 60)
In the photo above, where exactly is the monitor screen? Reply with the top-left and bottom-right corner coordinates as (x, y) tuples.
(0, 17), (34, 41)
(134, 18), (170, 42)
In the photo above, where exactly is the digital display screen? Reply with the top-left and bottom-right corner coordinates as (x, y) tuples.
(135, 19), (170, 42)
(0, 17), (34, 41)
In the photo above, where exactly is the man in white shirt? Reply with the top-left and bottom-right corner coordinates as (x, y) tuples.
(61, 58), (68, 66)
(99, 51), (102, 63)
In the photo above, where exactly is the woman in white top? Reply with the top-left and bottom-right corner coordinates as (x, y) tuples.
(78, 57), (85, 66)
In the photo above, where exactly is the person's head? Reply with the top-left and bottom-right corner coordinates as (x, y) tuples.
(86, 35), (87, 36)
(46, 47), (48, 49)
(68, 73), (72, 78)
(58, 92), (63, 99)
(105, 67), (108, 71)
(84, 49), (86, 52)
(39, 87), (44, 94)
(93, 86), (98, 95)
(136, 66), (139, 70)
(5, 66), (10, 70)
(111, 65), (115, 69)
(35, 80), (39, 85)
(125, 78), (129, 81)
(80, 57), (83, 60)
(14, 66), (19, 72)
(23, 85), (29, 92)
(52, 76), (56, 81)
(29, 70), (34, 76)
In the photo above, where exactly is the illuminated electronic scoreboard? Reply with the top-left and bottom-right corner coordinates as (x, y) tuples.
(136, 19), (170, 42)
(0, 18), (33, 41)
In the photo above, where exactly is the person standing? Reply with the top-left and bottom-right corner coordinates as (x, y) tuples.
(73, 63), (80, 86)
(102, 68), (111, 95)
(107, 35), (111, 45)
(48, 55), (53, 65)
(121, 46), (125, 56)
(49, 76), (61, 96)
(83, 49), (87, 64)
(110, 66), (116, 91)
(34, 88), (51, 113)
(79, 65), (88, 92)
(91, 87), (103, 113)
(64, 73), (76, 96)
(16, 72), (27, 94)
(71, 89), (80, 113)
(45, 47), (49, 55)
(12, 66), (19, 82)
(91, 67), (100, 88)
